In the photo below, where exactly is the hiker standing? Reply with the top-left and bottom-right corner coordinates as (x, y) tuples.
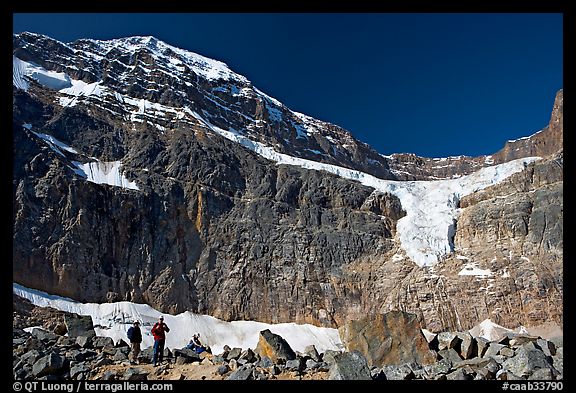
(151, 316), (170, 366)
(126, 321), (142, 364)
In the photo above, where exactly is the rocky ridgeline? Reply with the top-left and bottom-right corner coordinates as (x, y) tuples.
(12, 310), (563, 381)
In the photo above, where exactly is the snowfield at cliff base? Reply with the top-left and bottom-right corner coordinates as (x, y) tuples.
(15, 283), (528, 354)
(13, 283), (343, 355)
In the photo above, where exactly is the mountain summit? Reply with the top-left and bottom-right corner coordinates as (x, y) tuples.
(13, 33), (562, 332)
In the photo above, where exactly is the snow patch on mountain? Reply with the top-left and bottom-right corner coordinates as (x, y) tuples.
(59, 80), (105, 107)
(13, 283), (343, 355)
(85, 36), (248, 83)
(13, 56), (30, 90)
(73, 160), (139, 191)
(13, 56), (72, 91)
(458, 263), (493, 278)
(468, 319), (526, 341)
(30, 130), (79, 156)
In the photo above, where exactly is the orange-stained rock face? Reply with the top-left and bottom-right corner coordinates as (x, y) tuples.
(339, 311), (437, 367)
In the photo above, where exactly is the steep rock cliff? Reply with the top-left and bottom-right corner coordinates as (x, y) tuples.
(13, 33), (562, 332)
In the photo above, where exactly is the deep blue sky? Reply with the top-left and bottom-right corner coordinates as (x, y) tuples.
(13, 13), (563, 157)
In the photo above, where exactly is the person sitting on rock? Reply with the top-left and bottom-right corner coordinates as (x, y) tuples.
(186, 333), (211, 354)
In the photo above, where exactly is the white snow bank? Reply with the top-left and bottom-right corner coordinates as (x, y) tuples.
(91, 36), (248, 83)
(59, 80), (105, 107)
(13, 56), (72, 91)
(468, 319), (527, 341)
(13, 56), (30, 90)
(23, 326), (43, 334)
(13, 56), (105, 107)
(13, 283), (342, 355)
(192, 111), (539, 267)
(458, 263), (493, 278)
(25, 126), (138, 191)
(30, 130), (78, 155)
(73, 160), (139, 190)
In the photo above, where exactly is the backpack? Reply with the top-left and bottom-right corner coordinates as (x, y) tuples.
(127, 326), (134, 341)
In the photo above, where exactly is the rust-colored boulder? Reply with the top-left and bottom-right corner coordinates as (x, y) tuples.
(339, 311), (437, 367)
(254, 329), (296, 363)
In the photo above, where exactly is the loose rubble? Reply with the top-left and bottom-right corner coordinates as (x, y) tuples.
(13, 309), (562, 381)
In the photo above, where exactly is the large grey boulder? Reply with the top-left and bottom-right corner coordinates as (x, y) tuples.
(438, 348), (462, 365)
(423, 359), (452, 378)
(92, 336), (114, 348)
(56, 336), (77, 347)
(339, 311), (437, 367)
(437, 332), (461, 351)
(285, 358), (304, 372)
(536, 339), (556, 357)
(328, 351), (371, 380)
(304, 344), (321, 362)
(257, 356), (273, 368)
(380, 364), (415, 380)
(506, 333), (540, 347)
(456, 332), (477, 359)
(322, 350), (341, 365)
(226, 365), (254, 380)
(123, 367), (148, 381)
(31, 328), (60, 343)
(226, 347), (242, 361)
(453, 357), (492, 369)
(255, 329), (296, 363)
(64, 314), (96, 338)
(552, 347), (563, 374)
(173, 348), (201, 363)
(476, 337), (490, 357)
(239, 348), (257, 363)
(113, 349), (128, 362)
(484, 343), (507, 358)
(69, 362), (90, 380)
(32, 352), (67, 377)
(502, 345), (554, 377)
(20, 349), (43, 366)
(76, 336), (92, 348)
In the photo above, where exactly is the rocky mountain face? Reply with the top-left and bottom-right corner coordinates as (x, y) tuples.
(12, 32), (562, 333)
(354, 153), (563, 332)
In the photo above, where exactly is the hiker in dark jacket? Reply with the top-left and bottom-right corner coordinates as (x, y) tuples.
(126, 321), (142, 364)
(151, 316), (170, 366)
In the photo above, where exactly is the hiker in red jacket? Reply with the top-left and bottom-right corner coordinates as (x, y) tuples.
(151, 316), (170, 366)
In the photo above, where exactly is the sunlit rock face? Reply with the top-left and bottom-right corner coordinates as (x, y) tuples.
(12, 32), (562, 332)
